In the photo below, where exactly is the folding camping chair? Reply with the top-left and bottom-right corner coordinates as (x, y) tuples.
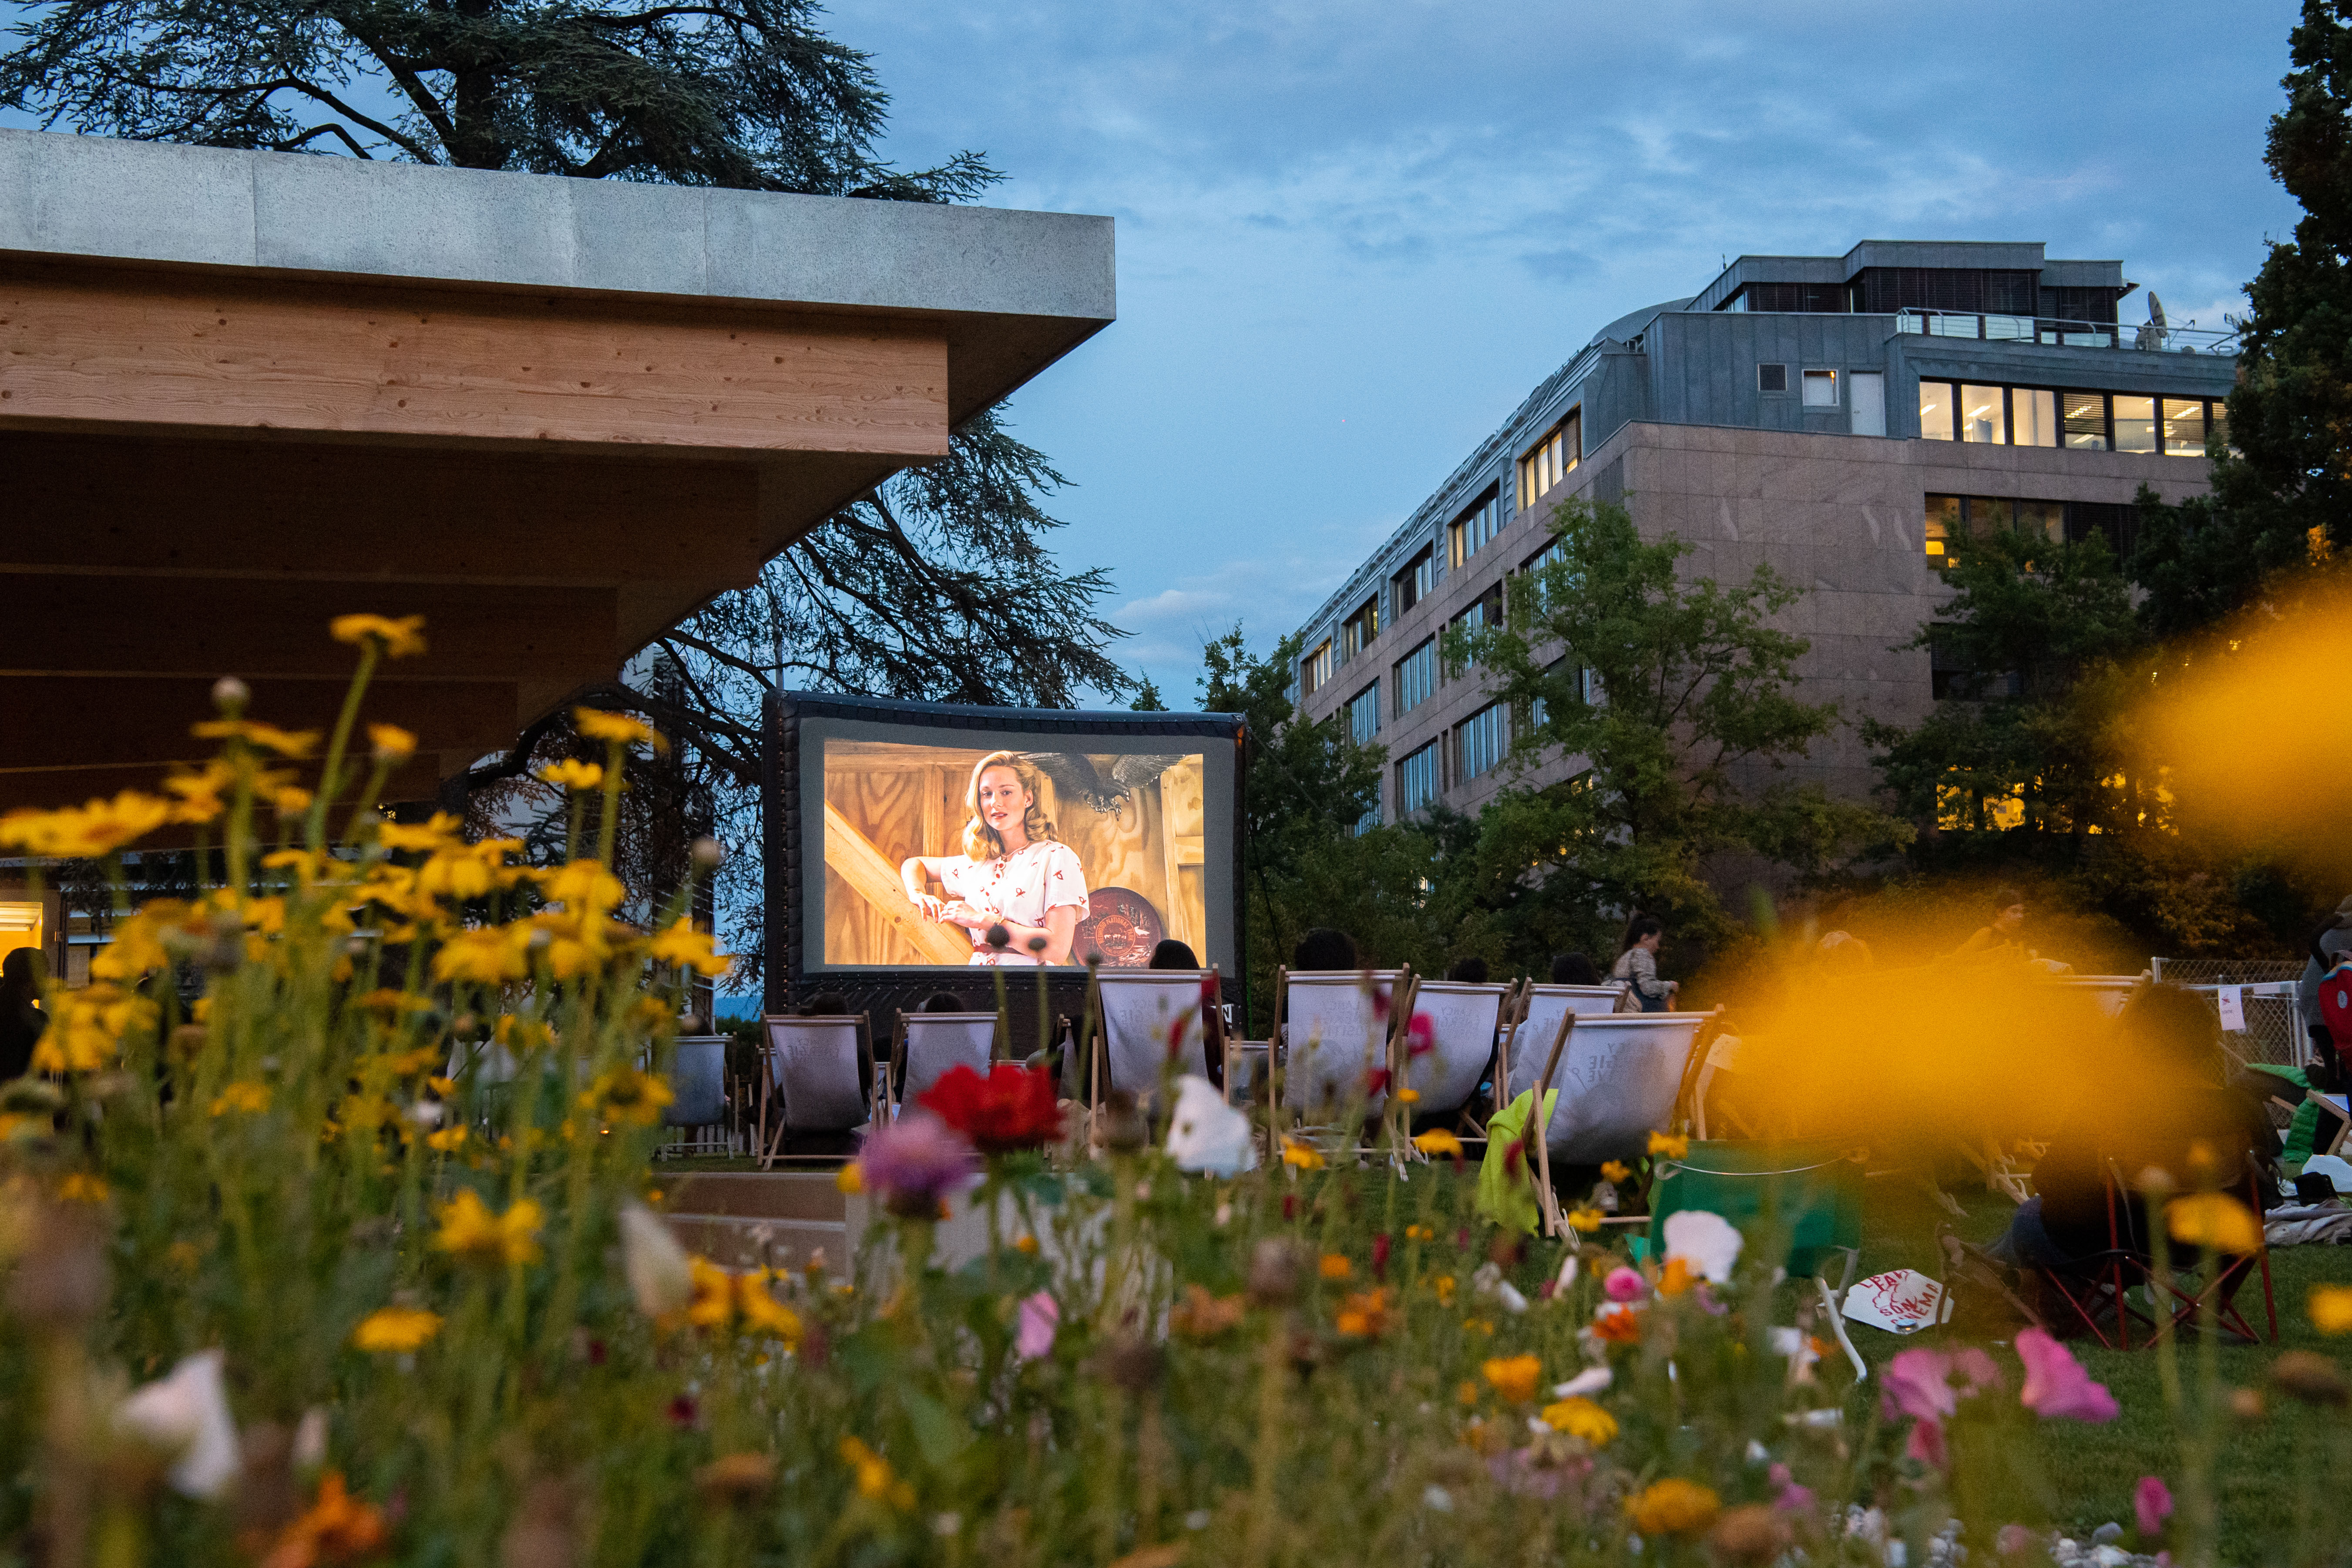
(757, 1014), (875, 1168)
(1649, 1141), (1870, 1380)
(1275, 967), (1416, 1129)
(890, 1010), (1002, 1118)
(1088, 968), (1224, 1108)
(1400, 979), (1512, 1144)
(2031, 1158), (2278, 1349)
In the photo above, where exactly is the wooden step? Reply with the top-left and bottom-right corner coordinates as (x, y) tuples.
(657, 1172), (846, 1222)
(662, 1211), (846, 1271)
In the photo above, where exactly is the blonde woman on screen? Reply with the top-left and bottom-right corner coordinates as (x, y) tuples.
(898, 751), (1088, 966)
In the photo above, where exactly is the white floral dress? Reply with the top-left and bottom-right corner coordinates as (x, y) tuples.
(937, 840), (1089, 965)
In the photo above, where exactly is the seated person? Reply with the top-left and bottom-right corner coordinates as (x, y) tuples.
(1550, 951), (1601, 986)
(1445, 955), (1489, 984)
(918, 991), (966, 1014)
(1989, 983), (2277, 1269)
(798, 993), (852, 1017)
(1952, 889), (2032, 963)
(1292, 927), (1359, 973)
(1148, 939), (1200, 970)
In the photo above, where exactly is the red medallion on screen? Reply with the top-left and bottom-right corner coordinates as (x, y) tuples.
(1077, 887), (1165, 968)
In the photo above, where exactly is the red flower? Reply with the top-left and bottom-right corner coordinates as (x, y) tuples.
(1364, 1068), (1391, 1098)
(1373, 1233), (1392, 1280)
(1201, 974), (1221, 1010)
(1406, 1014), (1435, 1057)
(916, 1062), (1061, 1152)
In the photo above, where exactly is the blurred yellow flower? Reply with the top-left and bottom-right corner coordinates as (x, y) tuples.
(1413, 1129), (1464, 1158)
(191, 719), (319, 758)
(0, 791), (171, 858)
(1646, 1132), (1689, 1160)
(1013, 1233), (1039, 1255)
(1395, 1088), (1421, 1104)
(88, 901), (189, 982)
(735, 1271), (803, 1344)
(835, 1163), (864, 1195)
(162, 761), (236, 825)
(1319, 1253), (1353, 1280)
(581, 1065), (674, 1128)
(1431, 1273), (1456, 1306)
(575, 707), (657, 747)
(1566, 1207), (1604, 1233)
(1600, 1160), (1632, 1182)
(56, 1173), (109, 1204)
(1541, 1396), (1617, 1446)
(1334, 1286), (1393, 1339)
(538, 759), (605, 791)
(378, 813), (464, 854)
(2312, 1286), (2352, 1335)
(432, 926), (529, 986)
(2168, 1192), (2262, 1257)
(209, 1081), (271, 1117)
(1628, 1478), (1720, 1535)
(1482, 1353), (1541, 1404)
(1657, 1257), (1696, 1297)
(352, 1306), (443, 1353)
(1280, 1138), (1325, 1170)
(330, 613), (428, 658)
(431, 1190), (543, 1267)
(425, 1127), (467, 1152)
(687, 1256), (735, 1328)
(418, 848), (495, 902)
(40, 984), (153, 1073)
(647, 917), (732, 978)
(545, 860), (625, 915)
(271, 785), (314, 817)
(838, 1437), (914, 1510)
(368, 723), (417, 764)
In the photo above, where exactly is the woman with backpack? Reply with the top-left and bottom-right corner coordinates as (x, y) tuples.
(1610, 913), (1677, 1013)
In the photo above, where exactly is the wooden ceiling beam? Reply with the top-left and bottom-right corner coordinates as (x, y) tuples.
(1, 675), (524, 772)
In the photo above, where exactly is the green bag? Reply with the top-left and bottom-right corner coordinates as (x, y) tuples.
(1646, 1142), (1863, 1279)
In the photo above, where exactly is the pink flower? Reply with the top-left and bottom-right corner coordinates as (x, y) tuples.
(2016, 1326), (2119, 1422)
(1904, 1417), (1947, 1468)
(1996, 1524), (2034, 1557)
(2134, 1475), (2174, 1539)
(1882, 1348), (1961, 1422)
(1015, 1291), (1058, 1361)
(1603, 1267), (1648, 1303)
(1406, 1014), (1435, 1057)
(856, 1113), (981, 1219)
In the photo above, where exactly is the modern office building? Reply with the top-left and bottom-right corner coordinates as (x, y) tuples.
(1291, 241), (2236, 824)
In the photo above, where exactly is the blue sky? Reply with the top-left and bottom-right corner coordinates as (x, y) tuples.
(825, 0), (2308, 703)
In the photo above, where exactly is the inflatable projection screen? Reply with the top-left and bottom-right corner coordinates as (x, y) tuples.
(765, 693), (1244, 995)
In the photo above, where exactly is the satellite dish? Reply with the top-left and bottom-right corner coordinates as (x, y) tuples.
(2147, 292), (2167, 329)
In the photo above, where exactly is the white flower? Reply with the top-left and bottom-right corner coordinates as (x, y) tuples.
(1163, 1076), (1255, 1176)
(619, 1202), (692, 1317)
(1662, 1209), (1743, 1283)
(114, 1348), (240, 1499)
(1555, 1250), (1580, 1293)
(1553, 1367), (1612, 1399)
(1422, 1485), (1455, 1513)
(292, 1406), (328, 1471)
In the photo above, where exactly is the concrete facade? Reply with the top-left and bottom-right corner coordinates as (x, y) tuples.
(1292, 240), (2236, 823)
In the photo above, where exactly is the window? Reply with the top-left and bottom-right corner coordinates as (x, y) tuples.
(1397, 741), (1441, 816)
(1340, 596), (1379, 663)
(2013, 388), (2057, 447)
(1528, 658), (1586, 732)
(1301, 639), (1333, 698)
(1927, 494), (2103, 567)
(1850, 371), (1887, 436)
(1344, 682), (1380, 745)
(2112, 395), (2157, 454)
(2016, 500), (2066, 544)
(1758, 363), (1790, 393)
(1456, 702), (1511, 783)
(1801, 369), (1838, 407)
(1517, 413), (1581, 510)
(1920, 381), (1954, 441)
(1448, 585), (1503, 672)
(1960, 384), (2006, 444)
(2210, 401), (2231, 452)
(2162, 398), (2207, 457)
(1392, 544), (1435, 615)
(1447, 488), (1502, 570)
(1924, 493), (1962, 568)
(2063, 391), (2108, 450)
(1394, 638), (1438, 717)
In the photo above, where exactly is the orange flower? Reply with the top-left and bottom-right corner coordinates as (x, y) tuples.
(1657, 1257), (1697, 1297)
(262, 1471), (390, 1568)
(1628, 1478), (1720, 1536)
(1482, 1353), (1542, 1404)
(1334, 1287), (1394, 1339)
(1319, 1253), (1353, 1281)
(329, 614), (427, 658)
(1171, 1283), (1248, 1340)
(1591, 1305), (1643, 1345)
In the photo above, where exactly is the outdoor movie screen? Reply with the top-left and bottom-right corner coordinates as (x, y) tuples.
(783, 704), (1239, 977)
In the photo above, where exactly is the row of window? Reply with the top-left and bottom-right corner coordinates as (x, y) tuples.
(1517, 413), (1581, 511)
(1922, 493), (2139, 570)
(1387, 702), (1514, 822)
(1918, 381), (2223, 455)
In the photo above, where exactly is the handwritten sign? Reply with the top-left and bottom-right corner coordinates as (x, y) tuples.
(1842, 1268), (1949, 1335)
(2217, 985), (2247, 1034)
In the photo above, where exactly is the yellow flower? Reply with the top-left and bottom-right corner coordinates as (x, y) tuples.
(378, 813), (464, 854)
(1334, 1286), (1393, 1338)
(1405, 1224), (1434, 1242)
(1280, 1138), (1325, 1170)
(352, 1306), (443, 1353)
(1540, 1396), (1618, 1446)
(1646, 1131), (1689, 1160)
(545, 860), (625, 915)
(1013, 1233), (1039, 1255)
(581, 1065), (674, 1128)
(1319, 1252), (1353, 1281)
(538, 759), (605, 791)
(368, 723), (418, 763)
(88, 900), (190, 982)
(2313, 1286), (2352, 1336)
(1432, 1273), (1456, 1306)
(2167, 1192), (2262, 1257)
(418, 848), (496, 902)
(330, 614), (428, 658)
(687, 1256), (735, 1329)
(646, 917), (732, 978)
(1600, 1160), (1632, 1182)
(210, 1081), (272, 1117)
(271, 785), (314, 817)
(190, 719), (319, 758)
(1657, 1257), (1696, 1297)
(1628, 1478), (1720, 1535)
(432, 925), (530, 986)
(1566, 1207), (1604, 1233)
(835, 1164), (864, 1195)
(837, 1437), (914, 1510)
(575, 707), (657, 747)
(1395, 1088), (1421, 1104)
(1413, 1128), (1464, 1158)
(166, 1240), (203, 1274)
(431, 1190), (543, 1267)
(161, 760), (237, 825)
(56, 1173), (110, 1205)
(1482, 1353), (1542, 1404)
(0, 791), (172, 857)
(426, 1127), (467, 1152)
(734, 1271), (803, 1344)
(37, 984), (154, 1073)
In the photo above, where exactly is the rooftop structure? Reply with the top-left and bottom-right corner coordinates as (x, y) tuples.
(1292, 240), (2234, 824)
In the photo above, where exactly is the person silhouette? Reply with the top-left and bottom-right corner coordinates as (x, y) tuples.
(0, 949), (47, 1081)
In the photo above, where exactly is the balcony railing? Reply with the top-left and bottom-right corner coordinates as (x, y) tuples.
(1895, 308), (2238, 356)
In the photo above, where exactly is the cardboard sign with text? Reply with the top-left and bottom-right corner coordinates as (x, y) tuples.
(1842, 1268), (1952, 1335)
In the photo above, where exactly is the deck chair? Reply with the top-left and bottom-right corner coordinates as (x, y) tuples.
(1275, 967), (1415, 1126)
(663, 1035), (729, 1128)
(1089, 968), (1223, 1107)
(1222, 1040), (1271, 1108)
(1401, 980), (1510, 1138)
(1506, 1011), (1712, 1164)
(1650, 1142), (1869, 1379)
(891, 1011), (1002, 1116)
(1494, 984), (1620, 1115)
(758, 1014), (875, 1168)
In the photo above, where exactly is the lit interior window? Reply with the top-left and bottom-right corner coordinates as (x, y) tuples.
(2161, 398), (2207, 456)
(1961, 385), (2006, 444)
(1919, 382), (1954, 441)
(2113, 396), (2157, 453)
